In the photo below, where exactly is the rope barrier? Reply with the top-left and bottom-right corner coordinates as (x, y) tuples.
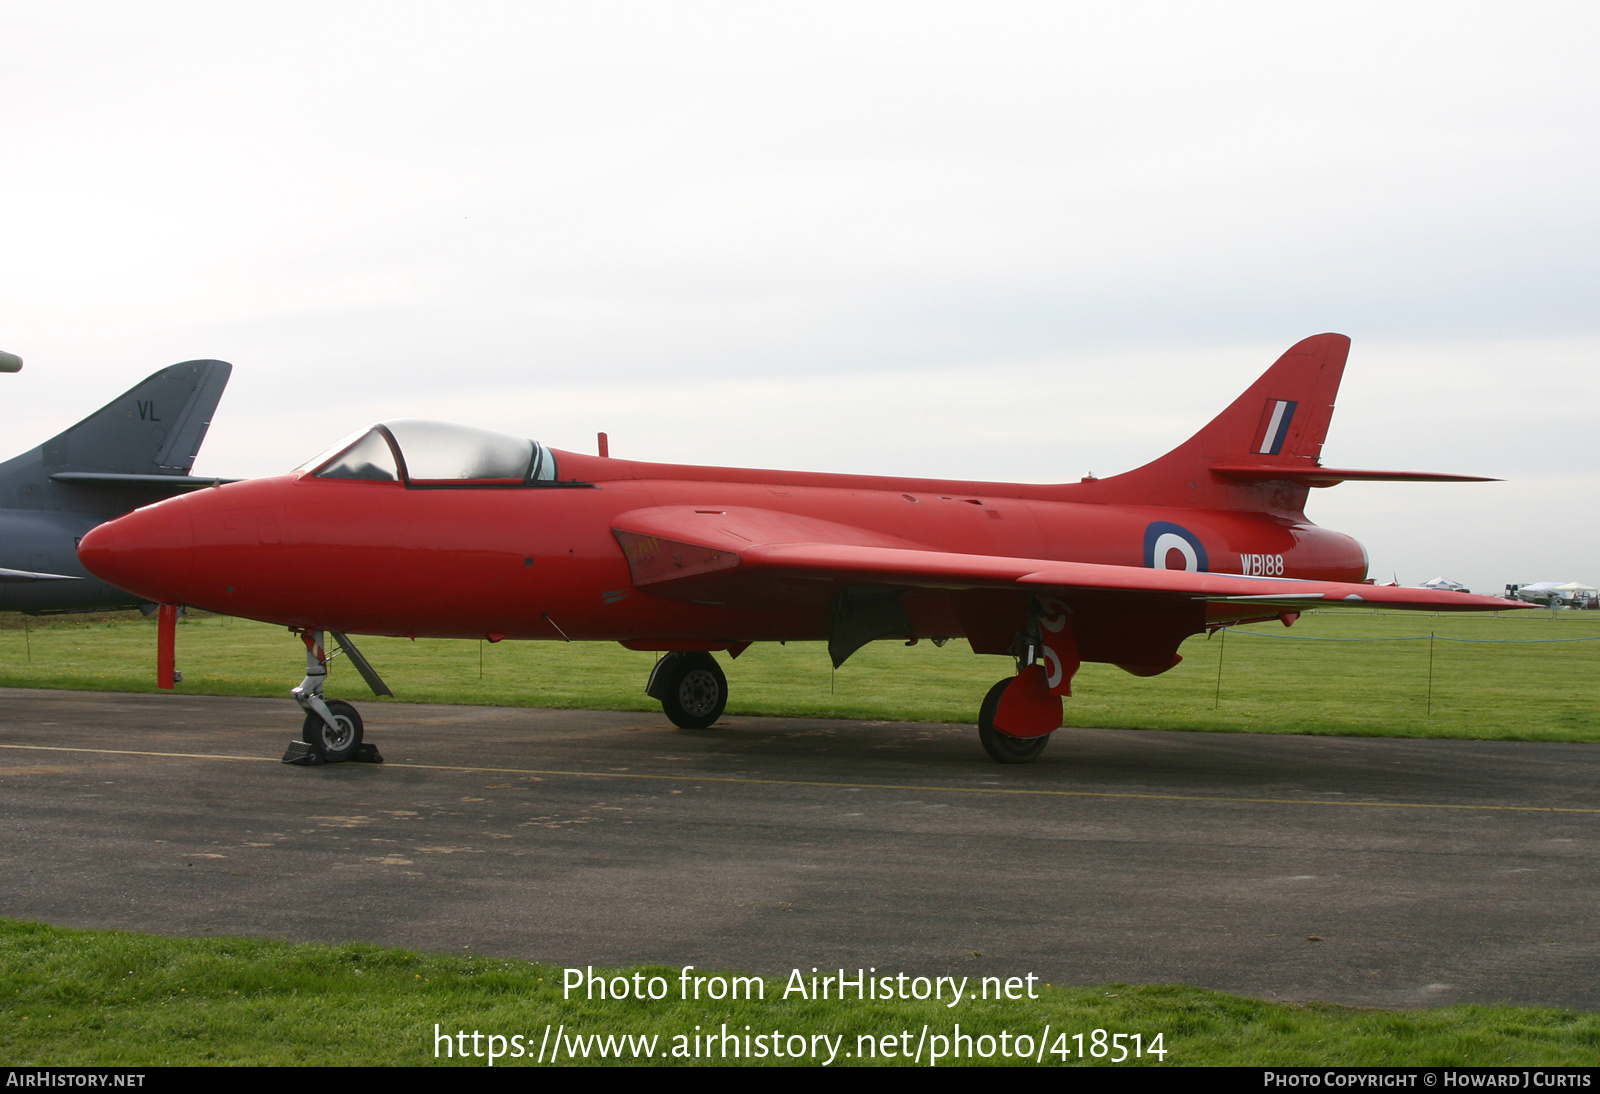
(1219, 629), (1600, 645)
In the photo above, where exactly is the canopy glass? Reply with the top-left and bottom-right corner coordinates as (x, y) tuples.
(297, 420), (557, 485)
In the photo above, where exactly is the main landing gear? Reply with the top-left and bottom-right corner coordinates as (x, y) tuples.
(975, 596), (1080, 764)
(647, 651), (728, 729)
(282, 629), (390, 766)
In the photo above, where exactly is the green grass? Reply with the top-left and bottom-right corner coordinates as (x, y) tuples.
(3, 919), (1597, 1066)
(0, 609), (1595, 741)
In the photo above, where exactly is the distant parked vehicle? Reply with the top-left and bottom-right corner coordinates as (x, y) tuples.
(1506, 582), (1598, 608)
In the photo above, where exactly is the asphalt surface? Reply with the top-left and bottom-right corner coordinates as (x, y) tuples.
(2, 687), (1598, 1010)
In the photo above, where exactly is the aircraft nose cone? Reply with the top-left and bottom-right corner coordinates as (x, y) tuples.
(78, 498), (195, 604)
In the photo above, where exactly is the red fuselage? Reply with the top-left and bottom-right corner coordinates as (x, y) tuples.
(79, 449), (1367, 652)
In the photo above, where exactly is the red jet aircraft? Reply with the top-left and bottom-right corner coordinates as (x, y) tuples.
(79, 333), (1519, 764)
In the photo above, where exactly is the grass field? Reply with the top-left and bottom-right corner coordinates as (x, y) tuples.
(4, 919), (1598, 1067)
(0, 608), (1595, 741)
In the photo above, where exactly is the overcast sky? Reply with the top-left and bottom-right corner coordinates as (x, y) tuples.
(2, 2), (1595, 595)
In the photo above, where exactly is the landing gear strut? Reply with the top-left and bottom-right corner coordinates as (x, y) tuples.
(284, 629), (386, 765)
(647, 651), (728, 729)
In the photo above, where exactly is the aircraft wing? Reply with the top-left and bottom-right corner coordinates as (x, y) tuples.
(611, 505), (1519, 612)
(737, 542), (1514, 610)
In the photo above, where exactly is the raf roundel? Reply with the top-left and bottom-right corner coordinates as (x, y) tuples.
(1143, 521), (1208, 572)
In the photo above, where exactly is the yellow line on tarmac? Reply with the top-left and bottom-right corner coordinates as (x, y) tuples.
(4, 741), (1597, 816)
(0, 743), (280, 764)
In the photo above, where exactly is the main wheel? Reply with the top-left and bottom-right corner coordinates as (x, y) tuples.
(302, 699), (364, 763)
(659, 652), (728, 729)
(977, 676), (1051, 764)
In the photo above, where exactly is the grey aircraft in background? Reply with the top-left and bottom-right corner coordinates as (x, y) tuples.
(0, 358), (233, 613)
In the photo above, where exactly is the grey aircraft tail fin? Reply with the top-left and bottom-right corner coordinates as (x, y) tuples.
(39, 360), (232, 475)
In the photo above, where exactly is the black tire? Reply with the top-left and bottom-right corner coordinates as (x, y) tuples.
(659, 652), (728, 729)
(302, 699), (364, 763)
(977, 676), (1051, 764)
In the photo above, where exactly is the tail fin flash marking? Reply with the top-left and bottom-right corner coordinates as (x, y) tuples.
(1254, 399), (1298, 456)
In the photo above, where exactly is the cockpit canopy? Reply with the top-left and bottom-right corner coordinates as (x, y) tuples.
(297, 420), (558, 486)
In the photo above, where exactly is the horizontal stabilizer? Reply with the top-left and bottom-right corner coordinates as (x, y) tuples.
(51, 472), (240, 491)
(1209, 464), (1497, 487)
(0, 567), (79, 582)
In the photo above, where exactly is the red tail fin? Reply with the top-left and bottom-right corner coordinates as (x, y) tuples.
(1080, 334), (1350, 514)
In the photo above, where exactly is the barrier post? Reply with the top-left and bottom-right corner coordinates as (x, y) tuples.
(1427, 631), (1435, 715)
(1213, 628), (1226, 709)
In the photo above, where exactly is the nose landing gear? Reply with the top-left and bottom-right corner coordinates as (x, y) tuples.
(282, 629), (389, 765)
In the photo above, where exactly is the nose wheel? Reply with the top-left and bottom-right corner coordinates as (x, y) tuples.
(647, 651), (728, 729)
(302, 699), (364, 763)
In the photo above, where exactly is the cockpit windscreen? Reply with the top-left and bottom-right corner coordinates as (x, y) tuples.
(298, 420), (557, 485)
